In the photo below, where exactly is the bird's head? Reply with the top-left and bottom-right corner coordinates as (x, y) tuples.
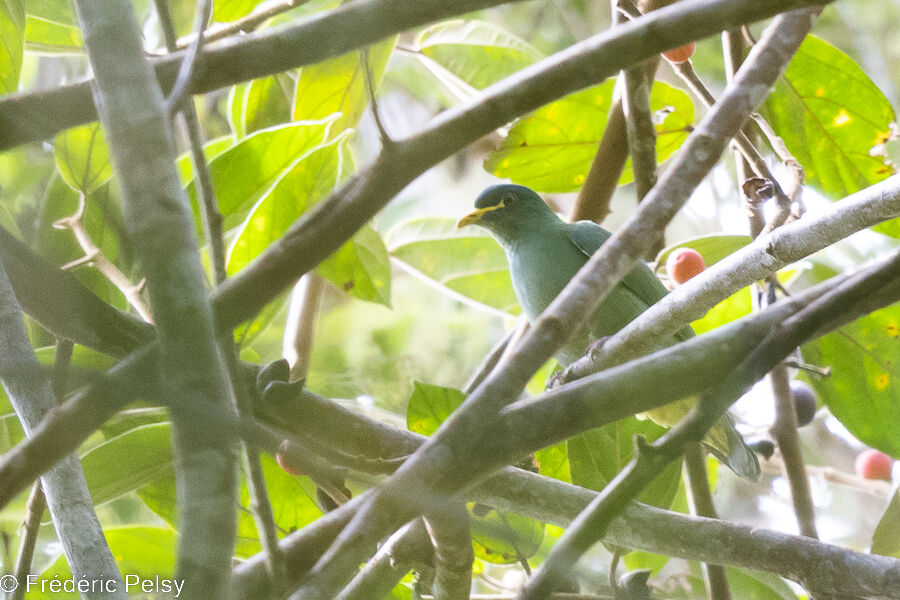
(456, 184), (558, 245)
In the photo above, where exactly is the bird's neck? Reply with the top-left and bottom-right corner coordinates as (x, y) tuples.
(495, 213), (567, 252)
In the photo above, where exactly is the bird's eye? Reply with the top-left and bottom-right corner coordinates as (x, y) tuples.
(501, 193), (517, 207)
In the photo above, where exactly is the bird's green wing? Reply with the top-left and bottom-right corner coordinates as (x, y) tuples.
(567, 221), (694, 341)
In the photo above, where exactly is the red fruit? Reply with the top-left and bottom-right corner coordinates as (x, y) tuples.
(855, 449), (893, 481)
(661, 42), (696, 64)
(276, 452), (303, 476)
(666, 247), (706, 285)
(790, 381), (818, 427)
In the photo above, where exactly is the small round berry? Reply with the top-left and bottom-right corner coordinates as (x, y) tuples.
(662, 42), (696, 64)
(790, 381), (818, 427)
(666, 247), (706, 285)
(855, 449), (893, 481)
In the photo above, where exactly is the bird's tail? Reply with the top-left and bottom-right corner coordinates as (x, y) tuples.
(702, 414), (761, 481)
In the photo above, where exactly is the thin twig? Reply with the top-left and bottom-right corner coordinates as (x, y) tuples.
(671, 60), (793, 232)
(165, 0), (212, 115)
(11, 482), (46, 600)
(683, 446), (732, 600)
(362, 45), (394, 148)
(176, 0), (308, 49)
(53, 193), (153, 322)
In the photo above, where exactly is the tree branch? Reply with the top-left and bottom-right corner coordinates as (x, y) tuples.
(70, 0), (239, 596)
(0, 257), (126, 598)
(0, 0), (527, 151)
(577, 173), (900, 377)
(211, 0), (831, 335)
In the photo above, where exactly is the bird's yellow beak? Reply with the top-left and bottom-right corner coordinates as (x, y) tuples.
(456, 203), (503, 229)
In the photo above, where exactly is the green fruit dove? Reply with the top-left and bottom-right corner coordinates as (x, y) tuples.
(457, 184), (759, 480)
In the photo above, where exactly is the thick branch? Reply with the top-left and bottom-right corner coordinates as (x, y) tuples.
(70, 0), (239, 596)
(0, 0), (525, 150)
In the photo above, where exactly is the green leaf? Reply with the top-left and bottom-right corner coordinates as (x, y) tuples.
(801, 303), (900, 457)
(568, 416), (681, 509)
(213, 0), (263, 22)
(406, 380), (467, 436)
(233, 453), (322, 557)
(80, 423), (174, 505)
(229, 75), (293, 138)
(722, 568), (798, 600)
(226, 133), (345, 275)
(469, 502), (544, 564)
(872, 487), (900, 558)
(293, 37), (397, 136)
(0, 0), (25, 94)
(25, 0), (75, 25)
(387, 217), (518, 315)
(139, 454), (322, 558)
(414, 20), (542, 89)
(654, 235), (752, 273)
(764, 35), (896, 203)
(189, 118), (335, 228)
(534, 441), (570, 483)
(34, 527), (177, 599)
(54, 123), (113, 193)
(25, 16), (81, 54)
(175, 135), (234, 185)
(485, 80), (694, 192)
(318, 224), (392, 306)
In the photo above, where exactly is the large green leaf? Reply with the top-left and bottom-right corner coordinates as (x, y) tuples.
(406, 380), (467, 436)
(226, 134), (344, 275)
(293, 37), (397, 137)
(568, 416), (681, 510)
(213, 0), (263, 22)
(228, 74), (293, 138)
(763, 35), (896, 204)
(25, 16), (81, 54)
(405, 381), (544, 563)
(485, 80), (694, 192)
(80, 423), (173, 505)
(53, 123), (113, 193)
(25, 0), (75, 25)
(139, 453), (322, 559)
(187, 118), (335, 228)
(387, 217), (518, 315)
(872, 488), (900, 558)
(33, 527), (177, 599)
(414, 20), (542, 89)
(0, 0), (25, 94)
(318, 224), (392, 307)
(801, 303), (900, 457)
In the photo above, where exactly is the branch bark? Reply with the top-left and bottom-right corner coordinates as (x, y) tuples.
(0, 258), (125, 599)
(70, 1), (239, 596)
